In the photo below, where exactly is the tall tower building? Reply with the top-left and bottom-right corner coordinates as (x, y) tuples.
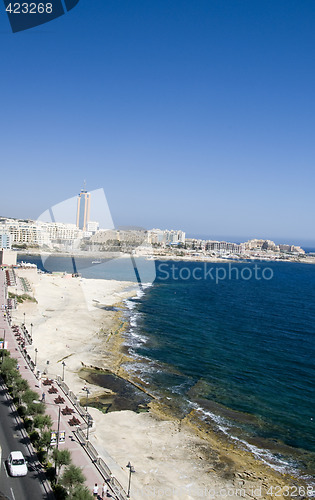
(76, 184), (91, 231)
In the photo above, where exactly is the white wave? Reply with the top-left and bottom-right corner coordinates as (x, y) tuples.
(125, 329), (148, 345)
(130, 312), (142, 327)
(194, 405), (230, 432)
(232, 436), (297, 474)
(125, 299), (136, 310)
(193, 405), (301, 476)
(133, 282), (153, 300)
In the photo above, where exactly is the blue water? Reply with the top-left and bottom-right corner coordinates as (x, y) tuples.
(139, 262), (315, 473)
(19, 255), (315, 477)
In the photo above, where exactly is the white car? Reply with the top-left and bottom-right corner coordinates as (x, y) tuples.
(7, 451), (28, 477)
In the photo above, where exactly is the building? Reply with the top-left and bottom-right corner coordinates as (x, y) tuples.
(86, 221), (99, 234)
(185, 238), (205, 250)
(244, 239), (279, 251)
(147, 229), (164, 245)
(43, 222), (82, 243)
(0, 219), (50, 247)
(148, 229), (186, 246)
(205, 240), (244, 254)
(0, 249), (17, 266)
(0, 218), (85, 249)
(279, 244), (305, 254)
(164, 230), (185, 245)
(0, 230), (12, 249)
(261, 240), (279, 251)
(292, 246), (305, 254)
(76, 188), (91, 231)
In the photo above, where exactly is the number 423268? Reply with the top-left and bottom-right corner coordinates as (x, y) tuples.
(6, 3), (53, 14)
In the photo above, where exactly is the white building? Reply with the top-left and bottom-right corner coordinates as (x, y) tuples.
(86, 221), (99, 234)
(0, 218), (83, 248)
(205, 240), (244, 254)
(43, 222), (82, 242)
(148, 229), (185, 246)
(0, 229), (12, 249)
(0, 219), (49, 246)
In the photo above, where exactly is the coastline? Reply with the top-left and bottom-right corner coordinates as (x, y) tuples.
(10, 268), (309, 499)
(16, 249), (315, 265)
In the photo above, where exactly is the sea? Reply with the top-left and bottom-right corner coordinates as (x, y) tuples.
(18, 254), (315, 482)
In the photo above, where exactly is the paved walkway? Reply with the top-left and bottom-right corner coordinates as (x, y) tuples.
(0, 268), (126, 500)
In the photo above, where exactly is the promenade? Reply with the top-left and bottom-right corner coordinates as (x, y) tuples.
(0, 268), (127, 500)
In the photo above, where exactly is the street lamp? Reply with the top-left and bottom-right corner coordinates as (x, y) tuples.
(56, 405), (61, 450)
(62, 361), (66, 381)
(34, 348), (38, 366)
(86, 415), (92, 440)
(39, 401), (62, 476)
(126, 462), (135, 498)
(45, 360), (49, 375)
(30, 323), (33, 339)
(32, 401), (62, 453)
(82, 386), (90, 411)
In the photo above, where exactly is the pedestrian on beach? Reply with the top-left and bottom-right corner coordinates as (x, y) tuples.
(101, 482), (108, 499)
(93, 483), (99, 497)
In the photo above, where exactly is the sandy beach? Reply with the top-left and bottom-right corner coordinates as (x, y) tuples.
(10, 268), (300, 499)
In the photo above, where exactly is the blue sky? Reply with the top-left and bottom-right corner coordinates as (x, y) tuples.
(0, 0), (314, 244)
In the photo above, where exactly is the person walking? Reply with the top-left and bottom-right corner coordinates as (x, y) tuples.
(93, 483), (99, 497)
(101, 482), (108, 499)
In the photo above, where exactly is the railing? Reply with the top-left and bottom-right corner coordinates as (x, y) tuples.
(21, 324), (32, 345)
(75, 434), (128, 500)
(111, 476), (129, 500)
(96, 457), (112, 481)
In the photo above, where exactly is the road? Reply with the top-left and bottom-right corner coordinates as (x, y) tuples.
(0, 379), (51, 500)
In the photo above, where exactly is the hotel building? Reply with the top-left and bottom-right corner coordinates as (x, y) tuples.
(76, 188), (91, 231)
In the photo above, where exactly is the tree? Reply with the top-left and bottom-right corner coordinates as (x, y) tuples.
(12, 377), (29, 404)
(28, 400), (45, 415)
(38, 430), (52, 453)
(52, 448), (72, 477)
(0, 356), (18, 381)
(22, 389), (45, 416)
(34, 414), (53, 431)
(52, 484), (68, 500)
(61, 465), (85, 493)
(22, 388), (39, 405)
(69, 485), (94, 500)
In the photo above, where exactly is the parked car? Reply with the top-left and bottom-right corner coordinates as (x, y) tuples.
(7, 451), (28, 477)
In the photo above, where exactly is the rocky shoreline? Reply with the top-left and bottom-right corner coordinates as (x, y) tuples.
(11, 268), (310, 499)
